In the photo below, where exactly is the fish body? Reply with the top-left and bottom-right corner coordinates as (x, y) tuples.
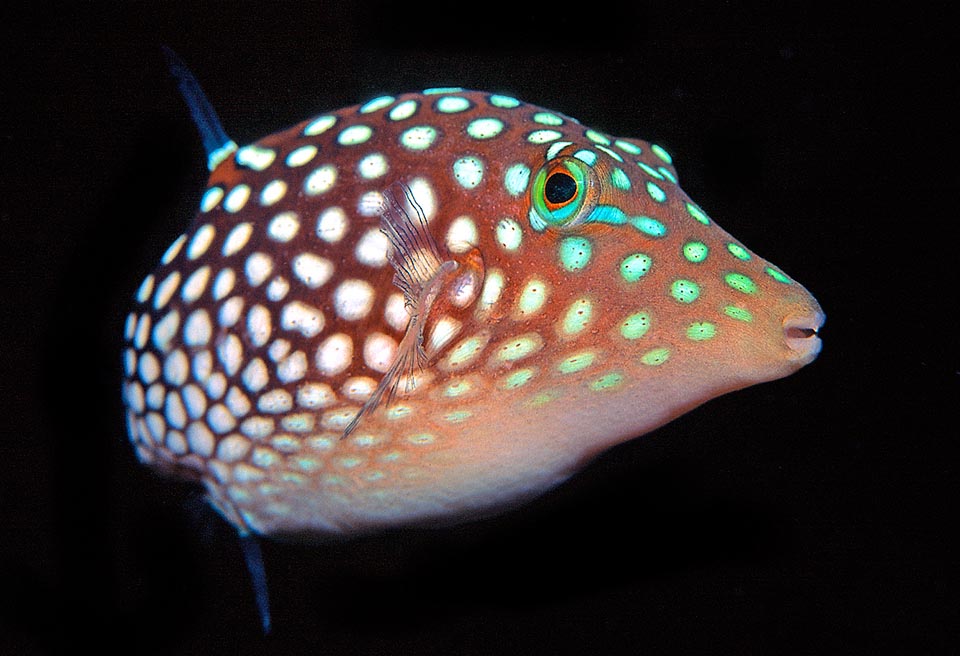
(122, 86), (823, 540)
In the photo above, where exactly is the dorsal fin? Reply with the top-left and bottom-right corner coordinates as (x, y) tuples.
(161, 46), (238, 171)
(342, 183), (459, 439)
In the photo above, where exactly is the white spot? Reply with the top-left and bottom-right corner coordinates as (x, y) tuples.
(183, 309), (212, 346)
(187, 225), (216, 260)
(342, 376), (377, 402)
(133, 313), (151, 349)
(186, 421), (215, 457)
(165, 391), (187, 429)
(496, 217), (523, 251)
(136, 275), (154, 304)
(266, 277), (290, 302)
(163, 349), (189, 386)
(304, 115), (336, 136)
(124, 381), (145, 414)
(452, 156), (484, 189)
(166, 430), (188, 455)
(334, 279), (375, 320)
(384, 293), (409, 331)
(355, 228), (390, 266)
(223, 185), (252, 213)
(123, 348), (137, 377)
(161, 234), (187, 265)
(480, 268), (505, 309)
(357, 191), (385, 216)
(146, 383), (164, 410)
(286, 145), (318, 167)
(467, 117), (505, 139)
(408, 177), (436, 221)
(296, 382), (336, 408)
(399, 126), (437, 150)
(316, 333), (353, 375)
(152, 310), (180, 352)
(429, 317), (462, 352)
(181, 384), (207, 420)
(217, 434), (251, 462)
(268, 339), (291, 363)
(218, 296), (244, 328)
(222, 222), (253, 257)
(337, 124), (373, 145)
(191, 350), (213, 383)
(316, 207), (348, 242)
(277, 350), (308, 383)
(145, 412), (166, 443)
(258, 389), (293, 414)
(153, 271), (180, 310)
(446, 216), (478, 253)
(124, 312), (137, 341)
(247, 305), (272, 347)
(241, 416), (274, 439)
(259, 179), (287, 206)
(235, 145), (276, 171)
(217, 333), (244, 376)
(205, 372), (227, 400)
(364, 332), (398, 373)
(389, 99), (418, 120)
(358, 152), (388, 179)
(212, 268), (235, 300)
(280, 301), (325, 338)
(181, 266), (211, 304)
(292, 253), (334, 288)
(242, 358), (270, 393)
(207, 404), (236, 434)
(245, 252), (273, 287)
(225, 386), (251, 418)
(137, 351), (160, 384)
(360, 95), (395, 113)
(304, 164), (337, 195)
(266, 212), (300, 243)
(200, 187), (224, 212)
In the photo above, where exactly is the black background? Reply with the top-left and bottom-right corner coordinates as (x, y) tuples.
(0, 1), (955, 654)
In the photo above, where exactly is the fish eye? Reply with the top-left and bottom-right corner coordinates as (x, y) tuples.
(529, 156), (600, 230)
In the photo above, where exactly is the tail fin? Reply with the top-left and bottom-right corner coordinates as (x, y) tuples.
(161, 46), (237, 171)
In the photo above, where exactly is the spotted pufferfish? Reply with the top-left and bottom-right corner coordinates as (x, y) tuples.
(122, 54), (823, 625)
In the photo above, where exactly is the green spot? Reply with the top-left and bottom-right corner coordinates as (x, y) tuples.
(337, 124), (373, 145)
(447, 335), (487, 367)
(407, 433), (435, 444)
(620, 312), (651, 339)
(585, 129), (611, 145)
(596, 145), (624, 162)
(527, 390), (560, 407)
(453, 156), (484, 189)
(640, 347), (671, 366)
(573, 149), (597, 165)
(423, 87), (463, 94)
(467, 117), (505, 139)
(504, 163), (531, 196)
(444, 410), (472, 423)
(670, 279), (701, 303)
(615, 139), (642, 155)
(527, 130), (563, 143)
(502, 367), (536, 389)
(386, 405), (412, 420)
(518, 279), (548, 314)
(724, 305), (753, 322)
(651, 144), (673, 164)
(498, 334), (543, 361)
(765, 267), (792, 284)
(610, 168), (631, 190)
(590, 372), (624, 391)
(630, 216), (667, 237)
(546, 141), (572, 159)
(444, 380), (473, 397)
(637, 161), (664, 180)
(620, 253), (652, 282)
(646, 181), (667, 203)
(558, 351), (595, 374)
(726, 242), (751, 261)
(496, 217), (523, 251)
(337, 456), (363, 469)
(399, 126), (437, 150)
(686, 321), (717, 341)
(359, 96), (394, 113)
(682, 241), (709, 263)
(686, 202), (710, 225)
(303, 115), (336, 136)
(388, 100), (418, 121)
(558, 236), (593, 271)
(489, 94), (520, 108)
(659, 167), (678, 183)
(533, 112), (564, 125)
(587, 204), (628, 225)
(561, 297), (593, 335)
(725, 272), (758, 295)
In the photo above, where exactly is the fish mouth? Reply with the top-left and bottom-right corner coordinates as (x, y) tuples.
(783, 310), (825, 363)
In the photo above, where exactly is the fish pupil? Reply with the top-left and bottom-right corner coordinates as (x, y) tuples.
(545, 172), (577, 204)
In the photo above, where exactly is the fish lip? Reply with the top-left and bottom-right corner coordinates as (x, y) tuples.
(783, 310), (826, 362)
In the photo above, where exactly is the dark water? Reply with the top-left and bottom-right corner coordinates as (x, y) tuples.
(1, 2), (955, 654)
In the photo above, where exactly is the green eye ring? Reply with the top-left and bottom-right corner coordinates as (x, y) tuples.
(529, 156), (600, 230)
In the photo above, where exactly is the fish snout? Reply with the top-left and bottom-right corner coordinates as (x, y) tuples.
(782, 309), (825, 364)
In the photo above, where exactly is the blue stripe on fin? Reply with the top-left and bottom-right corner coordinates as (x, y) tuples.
(161, 46), (237, 171)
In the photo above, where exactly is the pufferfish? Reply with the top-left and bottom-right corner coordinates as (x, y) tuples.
(121, 52), (823, 627)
